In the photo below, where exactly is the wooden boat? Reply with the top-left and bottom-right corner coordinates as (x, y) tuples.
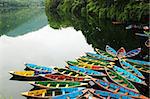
(67, 61), (105, 71)
(112, 65), (146, 85)
(105, 45), (117, 57)
(9, 71), (50, 80)
(53, 67), (90, 78)
(89, 78), (148, 99)
(76, 89), (102, 99)
(132, 64), (150, 74)
(135, 33), (149, 37)
(86, 52), (115, 61)
(77, 56), (115, 65)
(29, 81), (88, 89)
(95, 48), (117, 59)
(119, 59), (145, 79)
(145, 39), (150, 47)
(106, 45), (141, 58)
(125, 48), (141, 58)
(116, 47), (126, 59)
(89, 89), (136, 99)
(66, 65), (107, 77)
(25, 63), (53, 73)
(104, 67), (138, 92)
(125, 58), (150, 66)
(21, 87), (86, 99)
(112, 21), (123, 25)
(40, 74), (90, 82)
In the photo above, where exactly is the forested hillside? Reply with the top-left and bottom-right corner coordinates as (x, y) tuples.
(0, 0), (45, 7)
(45, 0), (149, 23)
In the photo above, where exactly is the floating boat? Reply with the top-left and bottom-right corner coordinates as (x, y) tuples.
(132, 64), (150, 74)
(116, 47), (126, 59)
(112, 21), (123, 25)
(21, 87), (86, 99)
(135, 33), (149, 37)
(66, 65), (107, 77)
(67, 61), (105, 71)
(40, 74), (90, 82)
(53, 67), (89, 78)
(29, 81), (88, 89)
(106, 45), (141, 58)
(77, 89), (102, 99)
(145, 39), (150, 47)
(25, 63), (53, 73)
(113, 65), (146, 85)
(125, 59), (150, 66)
(104, 67), (138, 92)
(89, 78), (148, 99)
(125, 48), (141, 58)
(95, 48), (117, 59)
(9, 71), (50, 80)
(86, 52), (115, 61)
(119, 59), (145, 79)
(78, 56), (115, 65)
(89, 89), (135, 99)
(105, 45), (117, 57)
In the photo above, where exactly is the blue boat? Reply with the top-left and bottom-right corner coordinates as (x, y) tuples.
(104, 67), (138, 92)
(119, 59), (146, 79)
(89, 78), (148, 99)
(125, 59), (150, 66)
(105, 45), (117, 57)
(86, 52), (115, 61)
(113, 65), (146, 85)
(91, 89), (133, 99)
(66, 65), (107, 77)
(21, 87), (86, 99)
(25, 63), (53, 73)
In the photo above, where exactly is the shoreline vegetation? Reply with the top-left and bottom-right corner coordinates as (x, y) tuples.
(45, 0), (149, 59)
(45, 0), (149, 25)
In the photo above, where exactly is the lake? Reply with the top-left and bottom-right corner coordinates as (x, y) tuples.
(0, 7), (148, 99)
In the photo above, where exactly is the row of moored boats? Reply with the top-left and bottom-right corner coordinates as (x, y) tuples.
(9, 45), (150, 99)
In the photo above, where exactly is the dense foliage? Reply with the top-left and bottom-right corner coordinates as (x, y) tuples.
(45, 0), (149, 57)
(45, 0), (149, 23)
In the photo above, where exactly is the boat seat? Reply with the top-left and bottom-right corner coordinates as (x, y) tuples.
(114, 88), (120, 93)
(56, 84), (60, 88)
(47, 84), (50, 87)
(65, 84), (69, 88)
(42, 92), (45, 97)
(68, 72), (73, 76)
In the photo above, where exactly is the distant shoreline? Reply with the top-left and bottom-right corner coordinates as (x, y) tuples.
(0, 6), (45, 9)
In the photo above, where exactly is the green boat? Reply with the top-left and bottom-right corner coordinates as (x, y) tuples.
(132, 64), (150, 74)
(119, 59), (146, 79)
(104, 67), (138, 92)
(54, 67), (90, 78)
(95, 48), (117, 59)
(77, 56), (115, 65)
(29, 81), (88, 89)
(67, 61), (105, 71)
(125, 58), (150, 66)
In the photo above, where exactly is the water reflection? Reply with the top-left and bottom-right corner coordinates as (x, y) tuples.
(45, 8), (148, 60)
(0, 8), (48, 37)
(0, 26), (94, 98)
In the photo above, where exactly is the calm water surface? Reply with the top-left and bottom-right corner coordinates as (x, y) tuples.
(0, 7), (149, 99)
(0, 8), (94, 99)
